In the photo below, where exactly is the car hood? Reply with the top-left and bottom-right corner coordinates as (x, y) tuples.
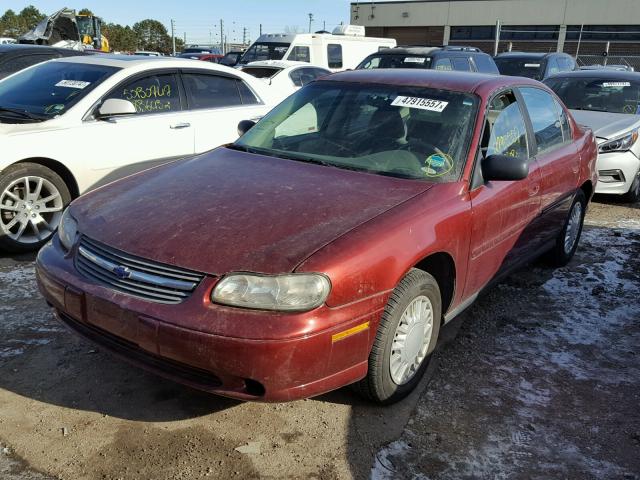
(72, 148), (434, 276)
(570, 109), (640, 140)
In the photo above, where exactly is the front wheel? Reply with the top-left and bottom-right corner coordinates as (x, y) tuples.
(549, 189), (586, 267)
(354, 269), (441, 404)
(0, 163), (71, 253)
(622, 172), (640, 203)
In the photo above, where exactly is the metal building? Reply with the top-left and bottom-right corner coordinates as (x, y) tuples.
(350, 0), (640, 59)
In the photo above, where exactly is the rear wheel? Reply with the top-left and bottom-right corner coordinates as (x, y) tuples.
(0, 163), (70, 253)
(354, 269), (441, 404)
(549, 190), (586, 267)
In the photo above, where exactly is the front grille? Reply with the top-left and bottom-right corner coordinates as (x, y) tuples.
(75, 236), (204, 304)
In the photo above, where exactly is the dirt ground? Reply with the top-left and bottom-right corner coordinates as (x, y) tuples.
(1, 198), (639, 480)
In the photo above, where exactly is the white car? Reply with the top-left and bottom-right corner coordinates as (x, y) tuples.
(0, 38), (16, 45)
(0, 55), (278, 251)
(241, 60), (331, 101)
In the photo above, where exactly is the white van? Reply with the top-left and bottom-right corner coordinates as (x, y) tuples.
(238, 25), (396, 72)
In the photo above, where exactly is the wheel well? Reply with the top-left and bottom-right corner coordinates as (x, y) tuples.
(580, 180), (593, 202)
(16, 158), (79, 199)
(414, 252), (456, 321)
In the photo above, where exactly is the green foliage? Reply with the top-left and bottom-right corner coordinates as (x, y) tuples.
(0, 5), (45, 38)
(133, 19), (171, 53)
(77, 9), (94, 16)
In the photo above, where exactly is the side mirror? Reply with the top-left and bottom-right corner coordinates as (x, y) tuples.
(482, 154), (529, 182)
(97, 98), (136, 118)
(237, 119), (256, 136)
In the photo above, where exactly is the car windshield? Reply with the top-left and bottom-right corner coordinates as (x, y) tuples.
(242, 66), (282, 79)
(495, 57), (545, 80)
(545, 76), (640, 114)
(234, 81), (478, 182)
(358, 54), (432, 70)
(0, 61), (117, 120)
(240, 42), (290, 65)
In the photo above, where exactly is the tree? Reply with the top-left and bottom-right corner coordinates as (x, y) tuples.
(102, 23), (137, 52)
(0, 9), (21, 37)
(133, 19), (171, 53)
(17, 5), (44, 31)
(78, 8), (94, 16)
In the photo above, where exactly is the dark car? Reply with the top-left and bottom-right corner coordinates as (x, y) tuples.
(177, 52), (223, 63)
(0, 44), (86, 80)
(37, 70), (597, 404)
(218, 51), (244, 67)
(182, 46), (223, 55)
(494, 52), (576, 80)
(357, 46), (499, 74)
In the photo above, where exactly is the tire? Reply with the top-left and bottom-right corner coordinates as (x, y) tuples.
(622, 172), (640, 204)
(549, 189), (586, 267)
(354, 268), (442, 404)
(0, 163), (71, 253)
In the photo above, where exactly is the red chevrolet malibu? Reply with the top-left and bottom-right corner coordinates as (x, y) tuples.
(36, 70), (597, 404)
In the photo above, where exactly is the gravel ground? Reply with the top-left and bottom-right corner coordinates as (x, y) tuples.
(0, 198), (638, 480)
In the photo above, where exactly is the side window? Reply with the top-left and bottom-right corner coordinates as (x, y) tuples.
(433, 58), (453, 71)
(546, 58), (560, 76)
(360, 57), (381, 69)
(290, 68), (324, 87)
(327, 44), (343, 69)
(288, 46), (310, 63)
(553, 97), (572, 142)
(107, 73), (181, 114)
(236, 80), (260, 105)
(484, 91), (529, 159)
(289, 69), (304, 87)
(451, 57), (472, 72)
(520, 87), (566, 155)
(557, 57), (574, 72)
(182, 73), (242, 109)
(472, 55), (499, 74)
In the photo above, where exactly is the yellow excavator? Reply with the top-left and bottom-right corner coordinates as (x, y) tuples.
(18, 8), (109, 52)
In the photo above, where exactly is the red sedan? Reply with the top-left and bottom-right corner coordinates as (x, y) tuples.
(36, 70), (598, 404)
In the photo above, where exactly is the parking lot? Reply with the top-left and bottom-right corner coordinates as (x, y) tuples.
(1, 198), (638, 480)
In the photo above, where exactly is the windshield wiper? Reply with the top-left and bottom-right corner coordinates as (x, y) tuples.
(0, 107), (47, 122)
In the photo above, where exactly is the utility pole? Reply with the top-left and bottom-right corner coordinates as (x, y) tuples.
(308, 13), (314, 33)
(171, 19), (176, 56)
(243, 27), (247, 45)
(220, 19), (225, 54)
(259, 23), (263, 36)
(323, 20), (326, 31)
(183, 32), (186, 45)
(493, 19), (501, 56)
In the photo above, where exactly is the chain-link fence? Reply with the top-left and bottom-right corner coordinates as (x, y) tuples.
(576, 55), (640, 71)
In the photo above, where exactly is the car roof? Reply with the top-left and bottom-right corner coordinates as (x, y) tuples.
(244, 60), (312, 69)
(0, 44), (84, 55)
(546, 69), (640, 81)
(374, 46), (485, 56)
(49, 54), (193, 68)
(325, 69), (540, 94)
(495, 51), (567, 60)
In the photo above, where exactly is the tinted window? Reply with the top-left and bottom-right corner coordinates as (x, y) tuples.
(484, 92), (529, 159)
(473, 54), (499, 74)
(520, 87), (565, 155)
(494, 57), (545, 80)
(240, 42), (289, 65)
(544, 76), (640, 114)
(237, 81), (260, 105)
(0, 61), (117, 118)
(289, 68), (328, 87)
(546, 58), (560, 77)
(241, 67), (281, 79)
(182, 73), (242, 109)
(236, 82), (479, 182)
(107, 73), (181, 114)
(557, 57), (574, 72)
(357, 54), (431, 70)
(451, 57), (472, 71)
(0, 54), (55, 79)
(433, 58), (453, 71)
(288, 46), (310, 63)
(327, 44), (343, 69)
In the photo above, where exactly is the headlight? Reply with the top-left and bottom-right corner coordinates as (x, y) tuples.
(58, 208), (78, 250)
(212, 273), (331, 312)
(599, 130), (639, 153)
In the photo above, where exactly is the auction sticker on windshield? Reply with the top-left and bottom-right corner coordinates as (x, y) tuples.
(391, 96), (448, 112)
(603, 82), (631, 88)
(55, 80), (91, 89)
(404, 57), (426, 63)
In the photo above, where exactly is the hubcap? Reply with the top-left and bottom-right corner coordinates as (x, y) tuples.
(390, 295), (434, 385)
(564, 201), (583, 255)
(0, 176), (63, 244)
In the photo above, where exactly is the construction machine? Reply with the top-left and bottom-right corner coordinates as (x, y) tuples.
(18, 8), (109, 52)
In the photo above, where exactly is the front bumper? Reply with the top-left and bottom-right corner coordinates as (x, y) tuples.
(36, 238), (386, 402)
(595, 150), (640, 195)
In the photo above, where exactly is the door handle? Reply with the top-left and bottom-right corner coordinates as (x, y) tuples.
(170, 122), (191, 129)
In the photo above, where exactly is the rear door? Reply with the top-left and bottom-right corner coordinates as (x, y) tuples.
(465, 89), (543, 297)
(518, 86), (579, 244)
(180, 70), (267, 153)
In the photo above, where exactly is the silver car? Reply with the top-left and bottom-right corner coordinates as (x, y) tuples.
(545, 71), (640, 202)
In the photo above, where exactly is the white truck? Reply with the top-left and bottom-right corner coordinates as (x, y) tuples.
(238, 25), (396, 72)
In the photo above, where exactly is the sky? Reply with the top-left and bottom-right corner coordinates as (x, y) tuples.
(8, 0), (384, 45)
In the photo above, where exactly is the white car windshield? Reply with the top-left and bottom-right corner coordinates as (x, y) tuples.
(234, 81), (479, 182)
(0, 61), (118, 122)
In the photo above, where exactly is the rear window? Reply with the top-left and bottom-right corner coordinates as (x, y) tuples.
(327, 44), (343, 69)
(495, 57), (545, 80)
(241, 67), (281, 79)
(357, 54), (432, 70)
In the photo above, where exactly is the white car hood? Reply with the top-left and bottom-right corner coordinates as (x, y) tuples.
(0, 120), (61, 136)
(570, 109), (640, 141)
